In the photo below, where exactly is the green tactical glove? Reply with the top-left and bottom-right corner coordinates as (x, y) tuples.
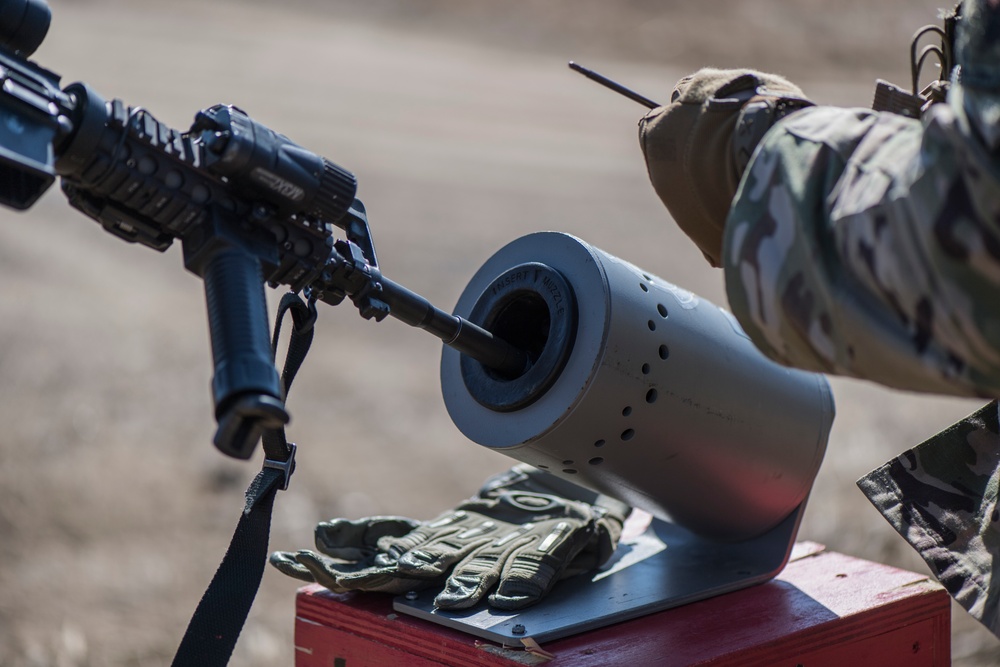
(638, 68), (812, 267)
(270, 465), (630, 610)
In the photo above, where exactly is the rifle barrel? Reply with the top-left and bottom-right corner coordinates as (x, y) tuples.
(379, 276), (529, 378)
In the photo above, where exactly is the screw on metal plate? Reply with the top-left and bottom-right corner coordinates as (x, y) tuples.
(511, 624), (526, 635)
(404, 591), (419, 600)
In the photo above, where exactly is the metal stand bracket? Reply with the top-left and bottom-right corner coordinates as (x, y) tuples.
(393, 502), (808, 645)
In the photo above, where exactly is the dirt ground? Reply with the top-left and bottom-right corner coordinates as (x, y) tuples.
(1, 0), (998, 665)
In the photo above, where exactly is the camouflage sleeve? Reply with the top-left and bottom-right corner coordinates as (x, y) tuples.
(856, 401), (1000, 634)
(723, 98), (1000, 398)
(722, 0), (1000, 637)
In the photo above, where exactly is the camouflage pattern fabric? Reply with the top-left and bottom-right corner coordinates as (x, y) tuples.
(857, 401), (1000, 633)
(723, 89), (1000, 398)
(721, 0), (1000, 635)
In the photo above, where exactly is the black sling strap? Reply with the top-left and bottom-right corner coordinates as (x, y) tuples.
(171, 292), (316, 667)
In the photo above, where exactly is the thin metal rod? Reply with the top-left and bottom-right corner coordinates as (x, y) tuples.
(568, 61), (661, 109)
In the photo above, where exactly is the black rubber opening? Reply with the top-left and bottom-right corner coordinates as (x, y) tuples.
(483, 291), (550, 380)
(461, 262), (576, 412)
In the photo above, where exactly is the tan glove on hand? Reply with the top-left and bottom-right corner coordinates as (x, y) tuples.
(639, 68), (812, 267)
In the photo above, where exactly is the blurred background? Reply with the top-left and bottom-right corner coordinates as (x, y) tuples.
(1, 0), (995, 664)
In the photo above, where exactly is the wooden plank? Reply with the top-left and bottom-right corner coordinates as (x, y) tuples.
(295, 548), (951, 666)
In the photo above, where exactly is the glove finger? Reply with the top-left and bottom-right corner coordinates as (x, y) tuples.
(564, 512), (628, 577)
(269, 551), (315, 583)
(292, 550), (358, 593)
(592, 513), (625, 566)
(489, 520), (592, 610)
(295, 550), (443, 595)
(294, 550), (413, 594)
(433, 531), (535, 610)
(376, 508), (480, 561)
(314, 517), (420, 560)
(671, 74), (694, 102)
(395, 520), (500, 578)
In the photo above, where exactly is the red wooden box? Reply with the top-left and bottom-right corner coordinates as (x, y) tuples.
(293, 544), (950, 666)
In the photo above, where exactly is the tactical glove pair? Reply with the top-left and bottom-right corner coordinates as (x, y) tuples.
(639, 68), (813, 266)
(270, 465), (629, 610)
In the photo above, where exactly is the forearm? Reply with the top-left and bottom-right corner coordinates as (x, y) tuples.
(724, 101), (1000, 398)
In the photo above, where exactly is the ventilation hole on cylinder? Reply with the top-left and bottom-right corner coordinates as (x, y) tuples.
(563, 469), (578, 474)
(659, 345), (669, 360)
(594, 439), (606, 448)
(641, 363), (651, 375)
(639, 283), (649, 292)
(622, 406), (632, 417)
(646, 388), (658, 403)
(657, 304), (668, 318)
(562, 459), (574, 465)
(537, 464), (549, 469)
(647, 320), (656, 331)
(621, 428), (635, 441)
(642, 273), (652, 281)
(589, 457), (604, 466)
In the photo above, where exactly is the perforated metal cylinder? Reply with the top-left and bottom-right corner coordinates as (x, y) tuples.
(441, 232), (834, 542)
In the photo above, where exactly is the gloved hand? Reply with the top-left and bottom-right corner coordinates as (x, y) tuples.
(270, 465), (629, 610)
(638, 68), (812, 266)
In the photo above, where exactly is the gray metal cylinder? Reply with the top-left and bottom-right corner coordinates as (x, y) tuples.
(441, 232), (834, 542)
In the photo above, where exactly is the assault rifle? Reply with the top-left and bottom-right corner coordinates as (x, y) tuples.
(0, 0), (528, 460)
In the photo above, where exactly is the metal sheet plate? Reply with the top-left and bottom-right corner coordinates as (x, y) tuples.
(393, 503), (805, 645)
